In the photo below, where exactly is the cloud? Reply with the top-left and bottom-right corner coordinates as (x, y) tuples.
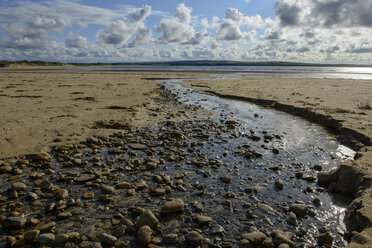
(65, 35), (89, 48)
(182, 30), (210, 45)
(155, 3), (195, 44)
(97, 5), (151, 45)
(127, 28), (153, 48)
(216, 21), (244, 41)
(275, 0), (372, 28)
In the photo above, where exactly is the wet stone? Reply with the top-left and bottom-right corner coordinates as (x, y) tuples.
(161, 198), (185, 214)
(3, 217), (26, 229)
(100, 233), (117, 246)
(12, 182), (27, 191)
(196, 215), (213, 226)
(241, 231), (267, 245)
(135, 210), (159, 229)
(39, 233), (55, 245)
(137, 225), (152, 246)
(101, 185), (115, 195)
(289, 203), (308, 217)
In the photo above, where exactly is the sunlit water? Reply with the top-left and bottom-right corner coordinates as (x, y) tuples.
(71, 65), (372, 80)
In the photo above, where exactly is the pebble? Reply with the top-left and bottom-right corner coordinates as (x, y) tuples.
(163, 233), (178, 244)
(289, 203), (308, 217)
(56, 189), (69, 200)
(39, 233), (55, 245)
(100, 233), (117, 246)
(318, 231), (333, 246)
(135, 210), (159, 228)
(12, 182), (27, 191)
(3, 217), (26, 229)
(241, 231), (267, 245)
(24, 230), (40, 243)
(101, 185), (115, 195)
(196, 215), (213, 226)
(161, 198), (185, 214)
(220, 175), (232, 184)
(115, 182), (131, 189)
(137, 225), (152, 246)
(186, 231), (203, 247)
(287, 212), (297, 226)
(275, 179), (284, 190)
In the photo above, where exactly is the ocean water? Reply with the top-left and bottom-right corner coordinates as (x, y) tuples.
(72, 65), (372, 80)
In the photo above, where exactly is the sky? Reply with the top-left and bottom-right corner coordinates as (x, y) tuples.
(0, 0), (372, 64)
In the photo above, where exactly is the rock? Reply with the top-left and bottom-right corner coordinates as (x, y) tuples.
(115, 182), (131, 189)
(40, 180), (53, 191)
(186, 231), (203, 247)
(55, 234), (69, 244)
(38, 222), (56, 233)
(127, 188), (136, 196)
(27, 192), (39, 201)
(278, 244), (290, 248)
(289, 203), (308, 217)
(12, 182), (27, 191)
(220, 176), (232, 184)
(24, 230), (40, 243)
(5, 236), (17, 247)
(101, 185), (115, 195)
(137, 225), (152, 246)
(287, 212), (297, 226)
(66, 232), (80, 242)
(135, 210), (159, 229)
(56, 189), (68, 200)
(313, 198), (321, 207)
(275, 179), (284, 190)
(0, 165), (12, 173)
(136, 180), (148, 190)
(39, 233), (55, 245)
(241, 231), (267, 245)
(100, 233), (117, 246)
(163, 234), (178, 244)
(240, 239), (250, 248)
(263, 238), (275, 248)
(2, 217), (26, 229)
(82, 192), (94, 199)
(272, 230), (295, 248)
(196, 215), (213, 226)
(318, 232), (333, 246)
(161, 198), (185, 214)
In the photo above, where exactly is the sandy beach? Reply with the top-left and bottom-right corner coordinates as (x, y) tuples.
(0, 68), (371, 247)
(0, 69), (210, 159)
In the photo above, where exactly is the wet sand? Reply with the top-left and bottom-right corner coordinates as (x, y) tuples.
(0, 68), (371, 247)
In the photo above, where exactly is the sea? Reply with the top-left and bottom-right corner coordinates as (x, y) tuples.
(71, 65), (372, 80)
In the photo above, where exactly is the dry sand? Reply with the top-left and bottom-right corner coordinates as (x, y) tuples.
(0, 69), (209, 159)
(181, 75), (372, 247)
(0, 68), (371, 247)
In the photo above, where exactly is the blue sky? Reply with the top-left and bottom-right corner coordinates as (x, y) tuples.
(0, 0), (372, 64)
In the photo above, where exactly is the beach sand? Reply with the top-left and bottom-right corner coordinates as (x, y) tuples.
(0, 68), (371, 247)
(0, 69), (209, 159)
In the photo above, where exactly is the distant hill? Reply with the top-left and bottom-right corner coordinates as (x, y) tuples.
(1, 60), (370, 68)
(0, 60), (65, 67)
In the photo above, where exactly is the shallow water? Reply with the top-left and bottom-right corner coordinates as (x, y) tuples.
(160, 79), (355, 246)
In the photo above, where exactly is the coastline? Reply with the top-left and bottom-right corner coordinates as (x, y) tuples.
(0, 68), (371, 247)
(181, 76), (372, 247)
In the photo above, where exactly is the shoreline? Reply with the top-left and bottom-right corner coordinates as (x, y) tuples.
(0, 69), (371, 247)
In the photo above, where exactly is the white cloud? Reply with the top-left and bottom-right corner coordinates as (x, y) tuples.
(65, 35), (89, 48)
(97, 5), (151, 46)
(155, 3), (195, 44)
